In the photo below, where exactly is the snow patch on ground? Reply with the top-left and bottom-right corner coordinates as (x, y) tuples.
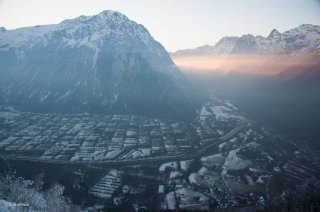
(222, 150), (250, 175)
(169, 171), (183, 179)
(159, 161), (178, 173)
(175, 188), (210, 210)
(180, 160), (193, 171)
(200, 106), (211, 120)
(166, 191), (177, 210)
(201, 153), (225, 167)
(210, 106), (245, 121)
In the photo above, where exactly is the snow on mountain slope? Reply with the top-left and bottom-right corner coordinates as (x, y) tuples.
(172, 37), (239, 56)
(0, 10), (196, 119)
(172, 24), (320, 56)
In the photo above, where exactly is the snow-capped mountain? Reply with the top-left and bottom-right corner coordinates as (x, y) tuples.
(172, 24), (320, 56)
(173, 37), (239, 56)
(0, 10), (196, 119)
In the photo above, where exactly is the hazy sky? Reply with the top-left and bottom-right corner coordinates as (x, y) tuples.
(0, 0), (319, 52)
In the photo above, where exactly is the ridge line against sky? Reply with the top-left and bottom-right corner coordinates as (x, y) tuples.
(0, 0), (320, 52)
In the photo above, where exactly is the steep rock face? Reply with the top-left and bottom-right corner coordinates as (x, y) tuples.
(211, 36), (239, 54)
(231, 34), (259, 54)
(172, 24), (320, 56)
(0, 11), (196, 119)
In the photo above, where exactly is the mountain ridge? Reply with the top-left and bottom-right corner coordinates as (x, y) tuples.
(0, 10), (197, 119)
(172, 24), (320, 56)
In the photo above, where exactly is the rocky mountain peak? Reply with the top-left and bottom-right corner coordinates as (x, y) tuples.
(268, 29), (281, 39)
(0, 10), (196, 119)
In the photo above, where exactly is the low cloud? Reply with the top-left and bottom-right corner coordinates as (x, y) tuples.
(172, 53), (320, 77)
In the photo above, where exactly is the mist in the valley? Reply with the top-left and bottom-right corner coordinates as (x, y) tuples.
(175, 54), (320, 148)
(173, 53), (320, 76)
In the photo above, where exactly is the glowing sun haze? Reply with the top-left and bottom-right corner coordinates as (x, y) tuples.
(0, 0), (319, 52)
(172, 54), (320, 76)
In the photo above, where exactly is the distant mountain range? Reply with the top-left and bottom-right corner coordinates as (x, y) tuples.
(0, 10), (196, 119)
(172, 24), (320, 56)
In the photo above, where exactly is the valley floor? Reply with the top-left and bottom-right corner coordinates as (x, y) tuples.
(0, 92), (320, 211)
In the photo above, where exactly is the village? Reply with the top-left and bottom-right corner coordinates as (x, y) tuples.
(1, 95), (319, 210)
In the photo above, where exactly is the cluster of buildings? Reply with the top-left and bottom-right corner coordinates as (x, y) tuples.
(0, 111), (203, 162)
(0, 94), (247, 163)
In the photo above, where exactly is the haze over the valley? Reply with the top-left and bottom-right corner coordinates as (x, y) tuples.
(173, 54), (311, 76)
(173, 52), (320, 76)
